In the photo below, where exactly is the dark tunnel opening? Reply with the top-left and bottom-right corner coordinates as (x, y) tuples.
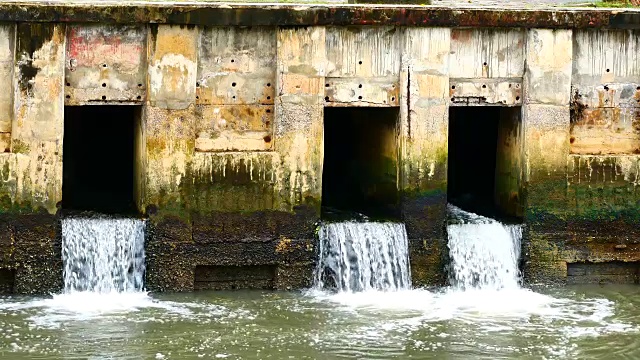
(448, 106), (523, 221)
(62, 105), (139, 215)
(322, 107), (399, 221)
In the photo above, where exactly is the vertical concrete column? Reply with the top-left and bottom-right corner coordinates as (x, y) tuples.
(399, 28), (450, 286)
(12, 24), (66, 214)
(9, 23), (66, 294)
(144, 24), (198, 216)
(522, 29), (573, 282)
(0, 25), (13, 153)
(274, 27), (325, 288)
(275, 27), (325, 212)
(0, 24), (15, 293)
(144, 24), (198, 292)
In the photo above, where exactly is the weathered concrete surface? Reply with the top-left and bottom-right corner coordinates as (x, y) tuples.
(65, 25), (146, 105)
(522, 29), (573, 284)
(0, 215), (62, 294)
(0, 23), (65, 294)
(399, 27), (449, 286)
(559, 31), (640, 285)
(149, 24), (197, 109)
(0, 2), (637, 29)
(3, 7), (640, 292)
(495, 108), (524, 218)
(142, 25), (321, 291)
(0, 24), (13, 150)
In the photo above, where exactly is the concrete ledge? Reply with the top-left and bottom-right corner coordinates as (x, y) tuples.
(0, 2), (638, 28)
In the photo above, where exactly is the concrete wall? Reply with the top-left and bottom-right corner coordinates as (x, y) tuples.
(0, 19), (639, 293)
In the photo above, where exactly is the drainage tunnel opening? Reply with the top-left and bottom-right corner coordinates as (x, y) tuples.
(448, 106), (523, 221)
(62, 106), (140, 215)
(322, 107), (399, 220)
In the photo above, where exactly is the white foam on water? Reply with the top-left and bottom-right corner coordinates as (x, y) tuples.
(15, 216), (163, 321)
(307, 287), (636, 345)
(447, 205), (522, 290)
(315, 221), (410, 292)
(308, 205), (637, 344)
(0, 217), (252, 329)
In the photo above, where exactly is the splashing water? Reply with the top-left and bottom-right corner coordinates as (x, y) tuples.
(447, 205), (522, 290)
(62, 218), (146, 293)
(315, 221), (411, 292)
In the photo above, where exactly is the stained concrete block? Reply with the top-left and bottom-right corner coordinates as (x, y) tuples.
(11, 23), (65, 214)
(65, 25), (146, 104)
(326, 26), (400, 78)
(525, 29), (572, 106)
(194, 105), (274, 152)
(149, 24), (197, 109)
(0, 24), (13, 134)
(450, 28), (525, 79)
(573, 30), (640, 85)
(275, 26), (325, 212)
(399, 28), (450, 285)
(523, 104), (570, 179)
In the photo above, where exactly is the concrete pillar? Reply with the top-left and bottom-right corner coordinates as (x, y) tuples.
(144, 24), (198, 217)
(272, 26), (326, 288)
(12, 23), (65, 214)
(522, 29), (573, 283)
(400, 28), (450, 286)
(275, 26), (325, 211)
(8, 23), (66, 294)
(0, 25), (13, 154)
(144, 24), (198, 291)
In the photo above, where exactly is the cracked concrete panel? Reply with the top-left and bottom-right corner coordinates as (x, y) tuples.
(149, 24), (198, 110)
(65, 24), (146, 104)
(399, 28), (449, 276)
(449, 29), (525, 79)
(0, 24), (14, 135)
(326, 26), (400, 78)
(525, 29), (572, 106)
(197, 27), (275, 105)
(573, 30), (640, 85)
(399, 28), (449, 191)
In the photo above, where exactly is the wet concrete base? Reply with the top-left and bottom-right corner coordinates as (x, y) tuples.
(144, 210), (317, 292)
(0, 214), (62, 295)
(523, 212), (640, 285)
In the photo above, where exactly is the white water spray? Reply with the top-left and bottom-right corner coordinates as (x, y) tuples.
(447, 205), (522, 290)
(62, 218), (146, 293)
(315, 221), (411, 292)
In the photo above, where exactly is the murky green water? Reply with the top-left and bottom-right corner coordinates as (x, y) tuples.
(0, 285), (638, 359)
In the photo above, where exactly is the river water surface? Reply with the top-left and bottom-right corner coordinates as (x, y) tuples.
(0, 285), (638, 359)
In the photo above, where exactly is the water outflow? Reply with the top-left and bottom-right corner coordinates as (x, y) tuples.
(61, 218), (146, 293)
(447, 205), (522, 291)
(315, 221), (411, 292)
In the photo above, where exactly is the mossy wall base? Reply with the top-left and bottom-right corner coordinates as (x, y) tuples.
(0, 215), (62, 294)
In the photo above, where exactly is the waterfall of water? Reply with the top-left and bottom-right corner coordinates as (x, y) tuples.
(447, 205), (522, 291)
(61, 218), (146, 293)
(315, 221), (411, 292)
